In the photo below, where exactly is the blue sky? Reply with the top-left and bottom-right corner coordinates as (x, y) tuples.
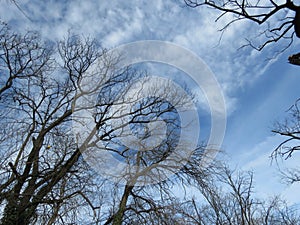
(2, 0), (300, 204)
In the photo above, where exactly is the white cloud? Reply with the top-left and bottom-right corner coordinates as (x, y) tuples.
(1, 1), (280, 100)
(102, 7), (144, 47)
(2, 0), (299, 204)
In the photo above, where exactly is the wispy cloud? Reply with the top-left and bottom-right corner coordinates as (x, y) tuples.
(1, 1), (279, 111)
(2, 0), (299, 202)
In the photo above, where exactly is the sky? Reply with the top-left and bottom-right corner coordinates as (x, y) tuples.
(1, 0), (300, 205)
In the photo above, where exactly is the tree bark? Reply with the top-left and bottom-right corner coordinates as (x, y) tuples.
(112, 185), (134, 225)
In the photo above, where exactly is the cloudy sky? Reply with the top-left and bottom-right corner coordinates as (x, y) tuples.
(1, 0), (300, 204)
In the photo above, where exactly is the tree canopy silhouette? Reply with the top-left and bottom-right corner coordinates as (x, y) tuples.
(185, 0), (300, 65)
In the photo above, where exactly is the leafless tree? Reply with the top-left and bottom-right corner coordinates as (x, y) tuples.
(0, 22), (115, 224)
(184, 0), (300, 196)
(1, 21), (299, 225)
(271, 98), (300, 183)
(172, 165), (300, 225)
(184, 0), (300, 65)
(0, 22), (210, 224)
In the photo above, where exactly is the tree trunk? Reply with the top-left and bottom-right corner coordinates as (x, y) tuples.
(112, 185), (134, 225)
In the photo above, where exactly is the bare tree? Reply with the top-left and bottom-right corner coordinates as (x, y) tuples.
(1, 21), (298, 225)
(184, 0), (300, 65)
(184, 0), (300, 197)
(0, 22), (163, 224)
(0, 23), (209, 224)
(0, 23), (113, 224)
(271, 98), (300, 183)
(172, 165), (300, 225)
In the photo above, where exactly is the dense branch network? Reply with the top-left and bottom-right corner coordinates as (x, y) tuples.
(185, 0), (300, 64)
(0, 14), (300, 224)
